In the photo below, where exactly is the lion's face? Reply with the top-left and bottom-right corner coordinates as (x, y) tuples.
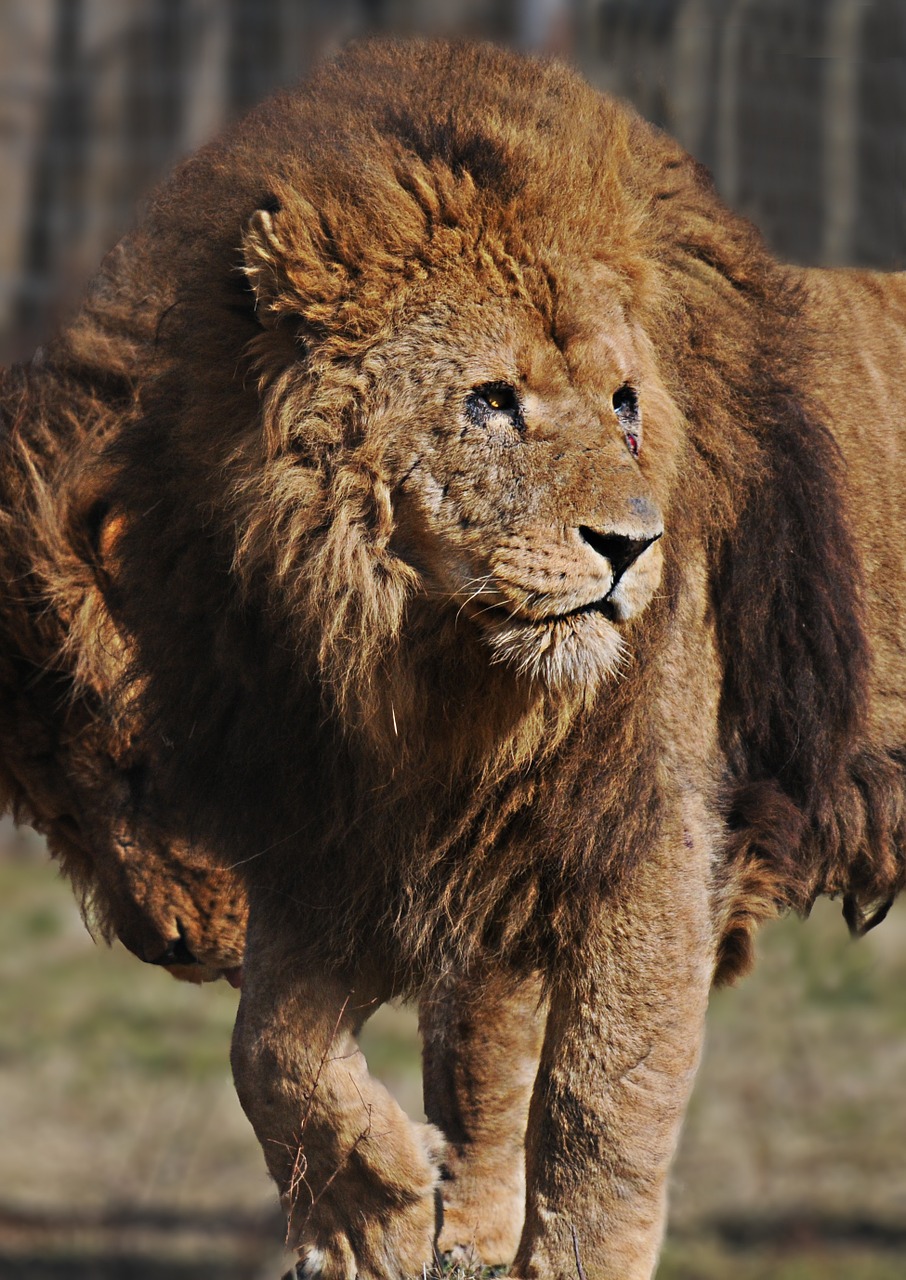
(377, 269), (668, 688)
(242, 210), (680, 707)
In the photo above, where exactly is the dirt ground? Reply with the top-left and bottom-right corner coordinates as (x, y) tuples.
(1, 821), (904, 1279)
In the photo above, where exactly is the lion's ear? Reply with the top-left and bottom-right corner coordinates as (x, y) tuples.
(241, 207), (289, 322)
(70, 496), (127, 599)
(242, 199), (347, 331)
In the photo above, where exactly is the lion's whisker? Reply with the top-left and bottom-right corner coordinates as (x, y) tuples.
(454, 574), (497, 625)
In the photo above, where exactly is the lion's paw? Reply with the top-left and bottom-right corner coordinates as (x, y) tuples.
(436, 1169), (524, 1267)
(285, 1122), (443, 1279)
(284, 1242), (353, 1279)
(288, 1194), (437, 1278)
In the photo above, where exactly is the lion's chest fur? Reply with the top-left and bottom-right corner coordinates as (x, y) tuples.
(229, 552), (726, 988)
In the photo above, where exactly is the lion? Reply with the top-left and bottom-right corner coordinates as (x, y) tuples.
(10, 37), (906, 1280)
(0, 363), (246, 982)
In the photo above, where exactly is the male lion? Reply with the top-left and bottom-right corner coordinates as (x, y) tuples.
(8, 37), (906, 1280)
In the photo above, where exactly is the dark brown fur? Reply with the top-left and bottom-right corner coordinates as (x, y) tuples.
(0, 353), (246, 980)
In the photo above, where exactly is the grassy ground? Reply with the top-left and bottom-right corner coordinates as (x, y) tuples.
(1, 822), (904, 1278)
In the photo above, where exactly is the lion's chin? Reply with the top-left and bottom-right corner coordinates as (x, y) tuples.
(482, 611), (628, 690)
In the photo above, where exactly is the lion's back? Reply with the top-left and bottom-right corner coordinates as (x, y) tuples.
(802, 267), (906, 745)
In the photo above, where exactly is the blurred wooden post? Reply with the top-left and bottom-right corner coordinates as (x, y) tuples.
(5, 0), (82, 355)
(715, 0), (750, 208)
(0, 5), (55, 357)
(671, 0), (714, 161)
(180, 0), (229, 153)
(823, 0), (863, 265)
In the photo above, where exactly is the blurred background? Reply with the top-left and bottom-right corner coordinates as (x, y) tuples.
(1, 2), (905, 1277)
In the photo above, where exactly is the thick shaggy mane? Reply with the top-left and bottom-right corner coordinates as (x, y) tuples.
(0, 360), (131, 929)
(0, 358), (248, 978)
(30, 38), (900, 988)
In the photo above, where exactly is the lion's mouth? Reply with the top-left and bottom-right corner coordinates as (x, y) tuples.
(534, 594), (622, 625)
(463, 590), (622, 632)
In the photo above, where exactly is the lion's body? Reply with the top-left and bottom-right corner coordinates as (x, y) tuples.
(804, 267), (906, 753)
(4, 39), (905, 1280)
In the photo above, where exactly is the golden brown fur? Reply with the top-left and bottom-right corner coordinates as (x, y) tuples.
(8, 38), (906, 1279)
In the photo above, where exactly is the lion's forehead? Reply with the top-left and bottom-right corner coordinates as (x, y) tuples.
(387, 269), (642, 406)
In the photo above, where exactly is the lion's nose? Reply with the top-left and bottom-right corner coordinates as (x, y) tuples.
(148, 924), (199, 968)
(578, 526), (662, 592)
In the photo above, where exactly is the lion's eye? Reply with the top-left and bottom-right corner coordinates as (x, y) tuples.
(613, 383), (640, 456)
(472, 382), (519, 413)
(466, 382), (523, 433)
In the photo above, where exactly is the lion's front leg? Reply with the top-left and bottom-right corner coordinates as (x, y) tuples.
(512, 849), (713, 1280)
(420, 970), (545, 1267)
(231, 911), (443, 1279)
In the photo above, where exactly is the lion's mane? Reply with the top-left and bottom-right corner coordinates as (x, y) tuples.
(32, 38), (905, 988)
(0, 349), (246, 978)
